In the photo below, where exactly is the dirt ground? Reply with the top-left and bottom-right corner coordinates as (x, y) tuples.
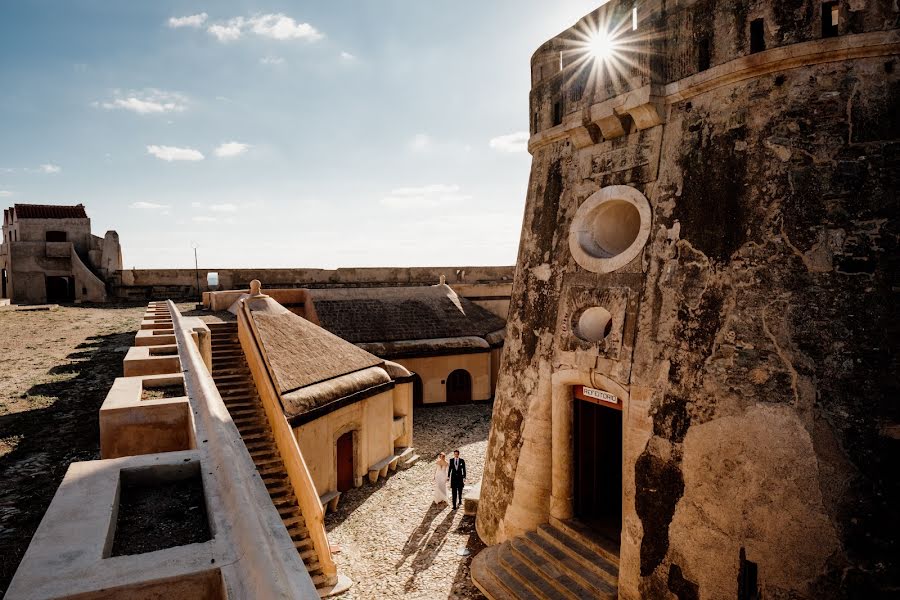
(0, 303), (192, 596)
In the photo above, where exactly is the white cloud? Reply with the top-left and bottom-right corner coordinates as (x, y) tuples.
(213, 142), (249, 158)
(207, 13), (322, 43)
(260, 55), (285, 65)
(381, 184), (472, 209)
(208, 20), (243, 42)
(340, 51), (356, 61)
(248, 14), (322, 41)
(131, 201), (169, 210)
(168, 13), (207, 28)
(489, 131), (530, 153)
(95, 89), (187, 115)
(147, 145), (204, 162)
(191, 202), (203, 208)
(39, 164), (61, 174)
(192, 215), (218, 223)
(210, 203), (238, 212)
(0, 190), (12, 197)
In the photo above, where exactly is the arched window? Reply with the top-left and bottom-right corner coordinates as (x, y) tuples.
(446, 369), (472, 404)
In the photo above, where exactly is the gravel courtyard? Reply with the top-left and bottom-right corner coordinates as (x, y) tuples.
(326, 403), (492, 600)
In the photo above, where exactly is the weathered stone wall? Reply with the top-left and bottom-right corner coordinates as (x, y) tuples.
(478, 1), (898, 598)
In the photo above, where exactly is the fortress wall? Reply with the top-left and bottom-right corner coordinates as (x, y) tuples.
(477, 0), (898, 598)
(110, 265), (515, 316)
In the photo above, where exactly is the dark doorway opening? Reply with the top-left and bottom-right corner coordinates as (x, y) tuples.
(45, 231), (68, 242)
(46, 276), (74, 303)
(1, 268), (7, 298)
(574, 393), (622, 544)
(411, 373), (424, 407)
(336, 431), (354, 493)
(446, 369), (472, 404)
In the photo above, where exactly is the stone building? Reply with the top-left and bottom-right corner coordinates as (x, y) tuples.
(474, 1), (898, 599)
(0, 203), (122, 304)
(204, 282), (507, 406)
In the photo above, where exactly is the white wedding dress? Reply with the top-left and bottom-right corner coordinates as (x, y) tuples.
(433, 462), (449, 504)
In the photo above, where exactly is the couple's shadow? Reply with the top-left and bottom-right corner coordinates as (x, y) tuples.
(396, 502), (458, 591)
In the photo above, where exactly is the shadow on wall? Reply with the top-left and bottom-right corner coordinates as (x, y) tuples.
(0, 332), (132, 596)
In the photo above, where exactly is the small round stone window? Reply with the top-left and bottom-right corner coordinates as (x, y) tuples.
(575, 307), (613, 342)
(569, 185), (651, 273)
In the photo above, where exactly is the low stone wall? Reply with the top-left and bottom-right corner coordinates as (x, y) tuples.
(110, 266), (515, 318)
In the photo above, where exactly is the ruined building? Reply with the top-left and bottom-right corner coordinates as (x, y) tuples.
(0, 203), (122, 303)
(474, 1), (898, 599)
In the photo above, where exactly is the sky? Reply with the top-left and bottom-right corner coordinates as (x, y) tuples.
(0, 1), (603, 269)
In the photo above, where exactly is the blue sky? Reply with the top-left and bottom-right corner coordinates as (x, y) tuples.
(0, 1), (601, 268)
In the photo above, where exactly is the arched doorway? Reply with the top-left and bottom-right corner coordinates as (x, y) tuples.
(336, 431), (354, 492)
(45, 276), (74, 303)
(446, 369), (472, 404)
(411, 373), (424, 407)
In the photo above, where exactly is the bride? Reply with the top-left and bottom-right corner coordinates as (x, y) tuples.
(433, 452), (449, 504)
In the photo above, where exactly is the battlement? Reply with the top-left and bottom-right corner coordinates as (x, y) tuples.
(529, 0), (898, 151)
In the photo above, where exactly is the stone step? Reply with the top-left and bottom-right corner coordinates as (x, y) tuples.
(549, 518), (620, 566)
(512, 535), (612, 598)
(472, 545), (541, 600)
(537, 523), (619, 582)
(497, 545), (570, 599)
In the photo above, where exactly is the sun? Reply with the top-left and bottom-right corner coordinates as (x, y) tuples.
(587, 29), (617, 61)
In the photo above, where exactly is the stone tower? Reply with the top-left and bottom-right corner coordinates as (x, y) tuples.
(475, 1), (898, 598)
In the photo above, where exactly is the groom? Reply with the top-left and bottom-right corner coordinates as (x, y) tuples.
(447, 449), (466, 510)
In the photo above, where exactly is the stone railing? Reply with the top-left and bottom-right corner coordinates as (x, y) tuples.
(236, 298), (339, 586)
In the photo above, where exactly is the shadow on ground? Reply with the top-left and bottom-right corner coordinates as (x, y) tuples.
(0, 331), (133, 596)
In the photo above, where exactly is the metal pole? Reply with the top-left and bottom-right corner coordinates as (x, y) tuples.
(194, 246), (200, 301)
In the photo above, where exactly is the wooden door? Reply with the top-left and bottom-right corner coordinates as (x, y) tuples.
(336, 432), (354, 492)
(446, 369), (472, 404)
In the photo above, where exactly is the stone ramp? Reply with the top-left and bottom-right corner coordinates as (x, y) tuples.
(471, 521), (618, 600)
(209, 321), (332, 591)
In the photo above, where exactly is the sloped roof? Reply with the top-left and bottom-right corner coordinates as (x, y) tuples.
(250, 304), (385, 396)
(308, 284), (506, 344)
(13, 204), (88, 219)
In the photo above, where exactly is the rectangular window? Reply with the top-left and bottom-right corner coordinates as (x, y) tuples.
(46, 231), (67, 242)
(822, 2), (839, 37)
(698, 37), (711, 71)
(750, 19), (765, 53)
(533, 111), (539, 134)
(552, 101), (563, 126)
(632, 6), (638, 30)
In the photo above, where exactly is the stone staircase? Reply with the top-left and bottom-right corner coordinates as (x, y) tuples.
(208, 321), (330, 590)
(471, 521), (619, 600)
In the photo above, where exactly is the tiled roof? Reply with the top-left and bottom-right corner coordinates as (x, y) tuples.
(13, 204), (88, 219)
(309, 285), (507, 344)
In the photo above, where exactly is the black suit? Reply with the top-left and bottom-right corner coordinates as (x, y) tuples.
(448, 457), (466, 508)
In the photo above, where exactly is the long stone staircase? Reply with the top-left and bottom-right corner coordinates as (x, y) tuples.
(471, 520), (619, 600)
(208, 321), (330, 590)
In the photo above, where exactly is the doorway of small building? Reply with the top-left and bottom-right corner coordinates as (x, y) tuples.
(573, 390), (623, 545)
(336, 431), (355, 493)
(446, 369), (472, 404)
(1, 268), (7, 299)
(45, 276), (74, 303)
(411, 373), (424, 407)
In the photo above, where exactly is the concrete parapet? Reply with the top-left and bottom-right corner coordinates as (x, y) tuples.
(123, 345), (181, 377)
(99, 374), (194, 459)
